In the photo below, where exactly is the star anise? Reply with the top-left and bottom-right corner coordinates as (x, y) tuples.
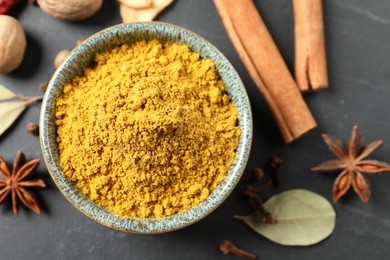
(311, 125), (390, 203)
(0, 150), (46, 215)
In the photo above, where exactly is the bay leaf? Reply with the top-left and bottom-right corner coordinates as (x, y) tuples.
(0, 84), (16, 101)
(236, 189), (336, 246)
(0, 101), (26, 136)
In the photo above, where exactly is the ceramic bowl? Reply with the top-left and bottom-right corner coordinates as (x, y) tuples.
(40, 22), (252, 233)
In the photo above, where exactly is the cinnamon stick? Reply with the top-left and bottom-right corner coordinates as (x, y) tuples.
(293, 0), (328, 92)
(213, 0), (316, 143)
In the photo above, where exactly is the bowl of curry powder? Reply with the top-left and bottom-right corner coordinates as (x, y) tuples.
(40, 22), (252, 233)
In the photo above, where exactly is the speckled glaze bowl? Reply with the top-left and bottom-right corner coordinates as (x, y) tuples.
(40, 22), (252, 234)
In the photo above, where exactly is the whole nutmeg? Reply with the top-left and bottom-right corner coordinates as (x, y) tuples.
(37, 0), (103, 21)
(0, 15), (27, 73)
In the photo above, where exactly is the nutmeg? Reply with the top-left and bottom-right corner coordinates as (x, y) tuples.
(0, 15), (27, 73)
(37, 0), (103, 21)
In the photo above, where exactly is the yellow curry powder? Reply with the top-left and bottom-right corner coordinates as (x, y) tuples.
(55, 40), (240, 219)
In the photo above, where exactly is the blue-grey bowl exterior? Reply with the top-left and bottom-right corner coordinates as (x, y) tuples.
(40, 22), (252, 233)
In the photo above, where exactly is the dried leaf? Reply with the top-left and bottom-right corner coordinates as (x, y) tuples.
(0, 84), (16, 101)
(236, 189), (336, 246)
(0, 101), (26, 136)
(120, 0), (174, 23)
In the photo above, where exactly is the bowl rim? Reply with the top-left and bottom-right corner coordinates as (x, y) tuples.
(40, 21), (253, 234)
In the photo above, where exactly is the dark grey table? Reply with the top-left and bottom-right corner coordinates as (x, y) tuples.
(1, 0), (389, 259)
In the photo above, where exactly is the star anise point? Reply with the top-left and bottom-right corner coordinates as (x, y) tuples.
(312, 126), (390, 203)
(0, 151), (45, 215)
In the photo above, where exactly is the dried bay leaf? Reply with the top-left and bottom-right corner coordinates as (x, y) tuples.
(0, 84), (16, 101)
(236, 189), (336, 246)
(0, 101), (26, 136)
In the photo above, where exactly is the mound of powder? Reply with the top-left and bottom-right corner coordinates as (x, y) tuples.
(55, 40), (240, 218)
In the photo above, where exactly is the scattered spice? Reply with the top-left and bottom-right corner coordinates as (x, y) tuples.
(0, 0), (19, 14)
(55, 40), (240, 219)
(293, 0), (328, 92)
(0, 15), (26, 73)
(240, 167), (264, 182)
(219, 240), (256, 260)
(242, 185), (275, 224)
(239, 158), (285, 224)
(54, 49), (70, 69)
(311, 125), (390, 203)
(269, 156), (283, 187)
(245, 180), (272, 194)
(213, 0), (316, 143)
(26, 122), (39, 136)
(39, 81), (48, 93)
(0, 150), (46, 215)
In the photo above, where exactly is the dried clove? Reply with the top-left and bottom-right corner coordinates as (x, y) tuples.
(219, 240), (256, 260)
(26, 122), (39, 136)
(270, 156), (283, 187)
(240, 167), (264, 182)
(39, 81), (48, 93)
(242, 186), (275, 224)
(245, 179), (272, 194)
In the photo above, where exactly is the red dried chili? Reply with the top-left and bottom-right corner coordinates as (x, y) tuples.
(0, 0), (19, 14)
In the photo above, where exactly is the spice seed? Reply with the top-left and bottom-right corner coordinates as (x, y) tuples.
(26, 122), (39, 136)
(39, 81), (48, 93)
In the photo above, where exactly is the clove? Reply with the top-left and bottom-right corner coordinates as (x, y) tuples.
(240, 167), (264, 182)
(270, 156), (283, 187)
(242, 185), (275, 224)
(26, 122), (39, 136)
(219, 240), (256, 260)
